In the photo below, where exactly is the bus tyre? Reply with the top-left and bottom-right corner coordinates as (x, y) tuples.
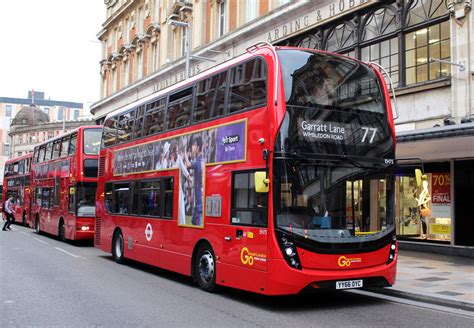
(195, 243), (217, 292)
(58, 220), (66, 242)
(112, 231), (125, 264)
(35, 218), (40, 234)
(22, 212), (26, 226)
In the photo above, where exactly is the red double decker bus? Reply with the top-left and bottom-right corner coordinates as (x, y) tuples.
(95, 44), (397, 295)
(2, 153), (33, 226)
(32, 126), (101, 241)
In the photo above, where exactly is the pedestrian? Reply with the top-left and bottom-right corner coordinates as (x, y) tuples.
(2, 194), (15, 231)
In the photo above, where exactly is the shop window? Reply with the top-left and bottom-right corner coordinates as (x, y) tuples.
(406, 0), (447, 27)
(405, 21), (450, 85)
(325, 22), (356, 53)
(361, 37), (399, 87)
(231, 171), (268, 227)
(362, 7), (398, 42)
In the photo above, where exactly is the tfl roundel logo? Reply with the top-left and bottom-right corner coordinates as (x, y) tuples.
(337, 256), (362, 268)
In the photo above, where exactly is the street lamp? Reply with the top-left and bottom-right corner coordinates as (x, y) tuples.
(168, 18), (191, 79)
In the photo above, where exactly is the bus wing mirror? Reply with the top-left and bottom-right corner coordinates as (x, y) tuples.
(255, 171), (269, 193)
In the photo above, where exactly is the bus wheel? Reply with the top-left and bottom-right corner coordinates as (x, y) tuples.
(22, 212), (26, 226)
(112, 231), (125, 264)
(58, 220), (66, 242)
(195, 243), (216, 292)
(35, 217), (40, 234)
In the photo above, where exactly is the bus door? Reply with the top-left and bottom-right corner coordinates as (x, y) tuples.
(220, 170), (268, 291)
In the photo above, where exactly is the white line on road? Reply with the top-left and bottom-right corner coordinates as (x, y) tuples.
(348, 289), (474, 318)
(33, 237), (48, 244)
(55, 247), (80, 258)
(20, 231), (30, 236)
(10, 227), (18, 231)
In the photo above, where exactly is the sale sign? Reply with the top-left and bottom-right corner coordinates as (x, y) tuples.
(431, 173), (451, 205)
(430, 173), (451, 218)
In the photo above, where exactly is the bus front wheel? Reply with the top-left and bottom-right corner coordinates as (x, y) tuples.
(35, 217), (40, 234)
(112, 231), (125, 264)
(195, 243), (217, 292)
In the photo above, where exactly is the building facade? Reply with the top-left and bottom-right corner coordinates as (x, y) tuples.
(92, 0), (473, 247)
(0, 91), (91, 183)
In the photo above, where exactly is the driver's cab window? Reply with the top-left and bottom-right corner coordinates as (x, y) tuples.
(231, 171), (267, 227)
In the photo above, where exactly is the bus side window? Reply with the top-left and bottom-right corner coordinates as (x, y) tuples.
(166, 87), (193, 130)
(117, 110), (135, 144)
(60, 137), (70, 158)
(231, 171), (268, 227)
(133, 105), (145, 139)
(69, 134), (77, 156)
(163, 177), (174, 219)
(35, 187), (42, 206)
(52, 140), (61, 160)
(113, 183), (130, 215)
(228, 58), (267, 113)
(194, 70), (228, 123)
(104, 183), (113, 213)
(45, 142), (53, 161)
(144, 99), (166, 136)
(102, 117), (117, 148)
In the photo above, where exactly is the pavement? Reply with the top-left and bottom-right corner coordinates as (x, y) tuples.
(371, 249), (474, 312)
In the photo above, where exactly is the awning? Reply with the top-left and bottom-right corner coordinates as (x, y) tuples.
(396, 122), (474, 161)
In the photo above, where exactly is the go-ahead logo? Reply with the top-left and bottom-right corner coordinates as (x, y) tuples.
(338, 256), (362, 267)
(240, 247), (267, 266)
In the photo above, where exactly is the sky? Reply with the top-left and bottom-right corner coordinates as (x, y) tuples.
(0, 0), (105, 113)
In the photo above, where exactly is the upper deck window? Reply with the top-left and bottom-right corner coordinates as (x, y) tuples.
(194, 71), (228, 122)
(278, 50), (384, 114)
(83, 129), (101, 155)
(228, 58), (267, 113)
(144, 98), (166, 136)
(166, 87), (193, 130)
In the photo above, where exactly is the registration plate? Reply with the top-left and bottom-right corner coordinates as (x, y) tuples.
(335, 279), (363, 290)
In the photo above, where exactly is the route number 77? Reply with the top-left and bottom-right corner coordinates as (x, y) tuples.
(361, 127), (378, 143)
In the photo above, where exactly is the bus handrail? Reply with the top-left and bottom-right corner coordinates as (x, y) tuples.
(246, 41), (279, 106)
(369, 62), (399, 120)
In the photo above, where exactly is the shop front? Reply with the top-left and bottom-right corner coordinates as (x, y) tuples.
(396, 123), (474, 247)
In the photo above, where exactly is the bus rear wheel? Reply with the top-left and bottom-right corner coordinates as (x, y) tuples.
(22, 212), (26, 226)
(195, 243), (217, 292)
(58, 220), (66, 242)
(112, 231), (125, 264)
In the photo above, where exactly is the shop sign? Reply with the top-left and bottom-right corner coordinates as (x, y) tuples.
(430, 223), (451, 235)
(431, 173), (451, 218)
(267, 0), (370, 43)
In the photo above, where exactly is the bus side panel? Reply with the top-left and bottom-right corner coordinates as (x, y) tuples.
(218, 262), (268, 293)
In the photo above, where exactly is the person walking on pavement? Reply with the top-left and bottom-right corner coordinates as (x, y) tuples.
(2, 194), (15, 231)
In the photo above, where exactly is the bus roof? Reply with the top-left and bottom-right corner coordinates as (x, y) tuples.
(4, 152), (33, 165)
(104, 45), (279, 120)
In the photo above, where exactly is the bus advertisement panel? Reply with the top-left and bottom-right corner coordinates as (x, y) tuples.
(2, 153), (33, 227)
(95, 44), (397, 295)
(31, 126), (101, 241)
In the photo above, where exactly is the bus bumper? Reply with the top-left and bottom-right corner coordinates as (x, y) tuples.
(265, 257), (397, 295)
